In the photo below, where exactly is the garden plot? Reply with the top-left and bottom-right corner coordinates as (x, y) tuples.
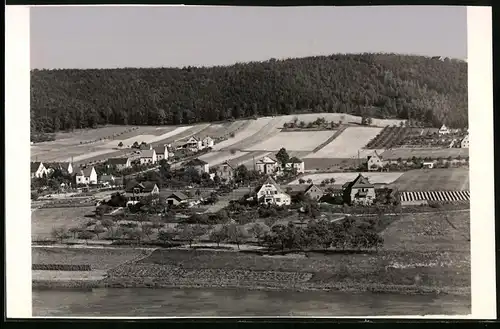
(244, 131), (334, 152)
(31, 206), (96, 241)
(307, 127), (383, 158)
(212, 117), (274, 151)
(381, 148), (469, 160)
(199, 151), (249, 166)
(390, 169), (469, 191)
(288, 172), (404, 185)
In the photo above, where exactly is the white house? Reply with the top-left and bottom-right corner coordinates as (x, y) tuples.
(31, 162), (47, 178)
(256, 176), (291, 206)
(284, 157), (305, 174)
(256, 156), (280, 175)
(140, 149), (157, 165)
(461, 134), (469, 148)
(422, 161), (436, 169)
(367, 152), (383, 171)
(185, 136), (203, 151)
(201, 136), (214, 149)
(154, 145), (169, 161)
(438, 124), (450, 135)
(76, 166), (98, 185)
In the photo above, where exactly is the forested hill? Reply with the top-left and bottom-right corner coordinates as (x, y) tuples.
(31, 53), (468, 135)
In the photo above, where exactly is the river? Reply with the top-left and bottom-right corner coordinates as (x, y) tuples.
(32, 288), (471, 317)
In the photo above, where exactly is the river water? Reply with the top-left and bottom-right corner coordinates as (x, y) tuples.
(33, 288), (470, 317)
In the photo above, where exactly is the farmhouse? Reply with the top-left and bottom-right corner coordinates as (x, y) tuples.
(154, 145), (169, 161)
(303, 183), (324, 201)
(140, 149), (157, 165)
(367, 151), (383, 171)
(256, 176), (291, 206)
(31, 162), (48, 178)
(76, 166), (98, 185)
(107, 157), (132, 170)
(202, 136), (214, 149)
(184, 158), (209, 174)
(216, 161), (235, 182)
(285, 157), (305, 174)
(99, 174), (122, 187)
(185, 136), (203, 151)
(461, 134), (469, 148)
(165, 191), (189, 206)
(342, 174), (376, 206)
(45, 162), (73, 175)
(438, 124), (450, 135)
(256, 156), (280, 175)
(124, 181), (160, 202)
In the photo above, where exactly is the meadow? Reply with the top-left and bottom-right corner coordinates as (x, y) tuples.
(390, 168), (469, 191)
(31, 206), (96, 241)
(289, 172), (404, 185)
(380, 148), (469, 160)
(244, 131), (334, 152)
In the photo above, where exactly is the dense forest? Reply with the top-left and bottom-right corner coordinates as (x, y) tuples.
(31, 53), (468, 138)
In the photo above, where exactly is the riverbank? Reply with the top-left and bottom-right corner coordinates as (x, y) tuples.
(32, 278), (470, 296)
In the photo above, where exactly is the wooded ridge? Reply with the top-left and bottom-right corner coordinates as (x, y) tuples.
(31, 53), (467, 136)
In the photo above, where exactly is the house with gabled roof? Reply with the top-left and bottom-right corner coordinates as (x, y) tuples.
(185, 136), (202, 151)
(216, 161), (235, 182)
(367, 151), (383, 171)
(107, 157), (132, 170)
(165, 191), (189, 206)
(438, 124), (450, 135)
(201, 136), (214, 149)
(184, 158), (209, 174)
(303, 183), (324, 201)
(284, 157), (305, 174)
(256, 156), (279, 175)
(256, 176), (291, 206)
(31, 162), (47, 178)
(45, 162), (73, 175)
(124, 180), (160, 202)
(154, 145), (169, 161)
(140, 149), (157, 165)
(342, 173), (376, 206)
(461, 134), (469, 148)
(76, 166), (98, 185)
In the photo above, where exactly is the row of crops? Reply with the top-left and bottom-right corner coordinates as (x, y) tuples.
(365, 127), (409, 149)
(32, 264), (92, 271)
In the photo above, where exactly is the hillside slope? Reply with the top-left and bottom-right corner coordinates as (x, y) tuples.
(31, 53), (467, 137)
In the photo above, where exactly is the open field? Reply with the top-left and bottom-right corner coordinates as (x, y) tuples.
(199, 151), (250, 166)
(211, 117), (274, 151)
(303, 158), (360, 171)
(381, 211), (470, 252)
(194, 120), (250, 140)
(307, 127), (384, 158)
(280, 113), (405, 127)
(380, 148), (469, 160)
(390, 169), (469, 191)
(244, 131), (334, 152)
(31, 206), (96, 241)
(32, 246), (152, 271)
(288, 172), (404, 185)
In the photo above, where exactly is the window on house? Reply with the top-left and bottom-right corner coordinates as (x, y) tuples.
(276, 198), (281, 202)
(133, 188), (140, 194)
(274, 191), (277, 194)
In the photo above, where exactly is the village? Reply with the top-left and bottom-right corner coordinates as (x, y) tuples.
(31, 118), (470, 247)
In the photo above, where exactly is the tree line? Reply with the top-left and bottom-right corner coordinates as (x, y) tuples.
(31, 53), (468, 140)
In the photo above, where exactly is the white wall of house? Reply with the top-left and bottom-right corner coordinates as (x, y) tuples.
(32, 163), (47, 178)
(461, 135), (469, 148)
(257, 183), (291, 206)
(140, 151), (157, 165)
(367, 156), (383, 171)
(285, 161), (305, 173)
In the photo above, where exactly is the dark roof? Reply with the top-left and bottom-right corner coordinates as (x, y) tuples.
(108, 158), (130, 165)
(304, 184), (323, 194)
(154, 146), (166, 154)
(45, 162), (71, 169)
(139, 144), (151, 150)
(185, 158), (208, 166)
(80, 167), (95, 177)
(344, 174), (375, 190)
(166, 191), (188, 201)
(367, 151), (381, 160)
(140, 149), (155, 158)
(125, 180), (158, 193)
(31, 162), (42, 173)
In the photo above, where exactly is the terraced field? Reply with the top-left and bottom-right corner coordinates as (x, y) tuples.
(400, 191), (470, 202)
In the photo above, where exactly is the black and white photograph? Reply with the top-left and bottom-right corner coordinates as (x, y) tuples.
(4, 4), (495, 319)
